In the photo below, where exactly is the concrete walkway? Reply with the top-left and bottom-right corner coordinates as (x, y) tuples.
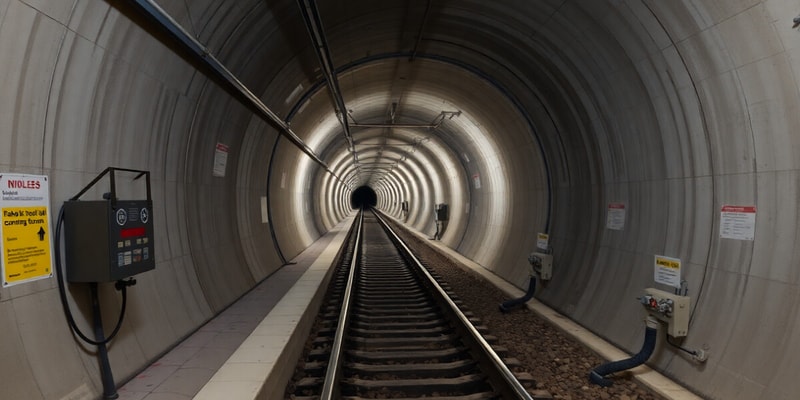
(117, 216), (353, 400)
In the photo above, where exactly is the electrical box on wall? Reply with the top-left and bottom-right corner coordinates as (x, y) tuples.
(641, 287), (690, 337)
(435, 203), (449, 221)
(63, 168), (155, 283)
(64, 201), (154, 282)
(529, 252), (553, 280)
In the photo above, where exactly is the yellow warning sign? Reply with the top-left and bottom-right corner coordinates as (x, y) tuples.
(2, 207), (51, 284)
(536, 232), (549, 250)
(655, 257), (680, 269)
(654, 255), (681, 288)
(1, 173), (53, 287)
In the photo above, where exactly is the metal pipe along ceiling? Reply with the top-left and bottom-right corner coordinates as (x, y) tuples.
(120, 0), (347, 185)
(297, 0), (358, 171)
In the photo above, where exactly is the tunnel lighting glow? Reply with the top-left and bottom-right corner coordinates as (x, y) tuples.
(296, 58), (537, 267)
(292, 153), (315, 244)
(319, 169), (337, 229)
(462, 118), (508, 263)
(285, 83), (304, 104)
(305, 113), (343, 151)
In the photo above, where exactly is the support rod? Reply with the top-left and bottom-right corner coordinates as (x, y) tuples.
(352, 123), (437, 129)
(116, 0), (347, 186)
(410, 0), (433, 61)
(91, 283), (119, 399)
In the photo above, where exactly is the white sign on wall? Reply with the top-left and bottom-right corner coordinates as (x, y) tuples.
(213, 143), (229, 177)
(0, 174), (54, 287)
(260, 196), (269, 224)
(472, 173), (481, 189)
(606, 203), (626, 230)
(537, 233), (549, 250)
(654, 255), (681, 289)
(720, 205), (756, 241)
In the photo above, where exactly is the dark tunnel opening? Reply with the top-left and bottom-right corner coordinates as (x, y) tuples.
(350, 186), (377, 209)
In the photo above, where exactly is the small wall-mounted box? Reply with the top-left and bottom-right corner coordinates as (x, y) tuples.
(641, 288), (690, 337)
(64, 200), (154, 283)
(529, 252), (553, 280)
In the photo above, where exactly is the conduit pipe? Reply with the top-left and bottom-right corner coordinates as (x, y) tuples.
(296, 0), (358, 165)
(499, 252), (547, 312)
(116, 0), (347, 185)
(589, 316), (659, 387)
(498, 276), (536, 313)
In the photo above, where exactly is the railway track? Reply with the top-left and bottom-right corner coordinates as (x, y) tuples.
(287, 210), (541, 399)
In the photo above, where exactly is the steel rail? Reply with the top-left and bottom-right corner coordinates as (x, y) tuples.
(319, 209), (363, 400)
(371, 209), (534, 400)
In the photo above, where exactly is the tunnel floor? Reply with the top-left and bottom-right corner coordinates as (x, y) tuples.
(115, 218), (354, 399)
(118, 215), (697, 400)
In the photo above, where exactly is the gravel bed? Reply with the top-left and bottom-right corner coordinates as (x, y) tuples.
(393, 224), (661, 400)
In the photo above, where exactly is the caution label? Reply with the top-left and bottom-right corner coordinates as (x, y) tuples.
(720, 205), (756, 241)
(654, 255), (681, 288)
(472, 173), (481, 189)
(606, 203), (626, 230)
(1, 174), (53, 287)
(212, 142), (229, 178)
(537, 232), (549, 250)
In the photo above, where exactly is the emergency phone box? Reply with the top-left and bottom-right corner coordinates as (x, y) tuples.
(64, 199), (154, 282)
(435, 203), (449, 221)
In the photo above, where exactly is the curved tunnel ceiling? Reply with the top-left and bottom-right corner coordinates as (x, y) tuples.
(289, 12), (557, 179)
(292, 53), (544, 196)
(189, 2), (800, 397)
(4, 1), (800, 399)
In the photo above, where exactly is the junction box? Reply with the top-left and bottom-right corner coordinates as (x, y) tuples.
(435, 203), (449, 221)
(64, 168), (155, 283)
(640, 288), (690, 337)
(528, 252), (553, 280)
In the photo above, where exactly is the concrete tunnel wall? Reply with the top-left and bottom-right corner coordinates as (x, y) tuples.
(1, 1), (800, 399)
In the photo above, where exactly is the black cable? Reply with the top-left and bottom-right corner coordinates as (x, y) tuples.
(55, 205), (128, 346)
(590, 323), (658, 387)
(665, 332), (697, 356)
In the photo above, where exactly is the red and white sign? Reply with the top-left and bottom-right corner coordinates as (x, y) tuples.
(606, 203), (626, 230)
(213, 143), (229, 177)
(720, 205), (756, 241)
(472, 174), (481, 189)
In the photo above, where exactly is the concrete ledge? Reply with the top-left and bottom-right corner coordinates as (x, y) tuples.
(193, 217), (354, 400)
(393, 219), (703, 400)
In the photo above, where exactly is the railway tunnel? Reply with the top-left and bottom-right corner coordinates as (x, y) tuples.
(1, 1), (799, 399)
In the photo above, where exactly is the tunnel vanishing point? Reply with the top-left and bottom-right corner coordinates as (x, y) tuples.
(1, 1), (799, 399)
